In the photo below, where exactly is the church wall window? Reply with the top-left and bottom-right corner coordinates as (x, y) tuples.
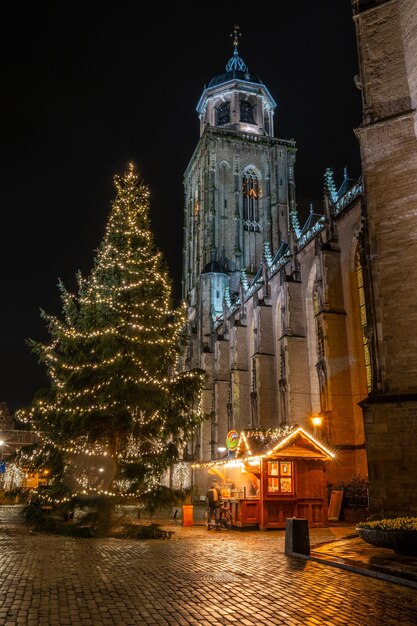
(242, 169), (260, 230)
(218, 162), (230, 255)
(306, 266), (321, 414)
(356, 253), (372, 392)
(240, 100), (255, 124)
(216, 101), (230, 126)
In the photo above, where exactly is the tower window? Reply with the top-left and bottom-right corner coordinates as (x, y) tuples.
(356, 254), (372, 392)
(240, 100), (255, 124)
(243, 170), (260, 227)
(216, 102), (230, 126)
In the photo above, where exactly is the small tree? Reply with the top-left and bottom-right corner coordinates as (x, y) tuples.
(21, 164), (204, 502)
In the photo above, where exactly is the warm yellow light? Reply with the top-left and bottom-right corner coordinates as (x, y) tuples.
(311, 414), (323, 427)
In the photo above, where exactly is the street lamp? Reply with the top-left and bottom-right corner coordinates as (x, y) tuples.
(310, 414), (324, 440)
(0, 439), (4, 459)
(311, 414), (323, 428)
(217, 446), (226, 459)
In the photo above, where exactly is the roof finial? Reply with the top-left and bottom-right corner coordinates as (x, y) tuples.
(226, 25), (247, 73)
(231, 25), (241, 55)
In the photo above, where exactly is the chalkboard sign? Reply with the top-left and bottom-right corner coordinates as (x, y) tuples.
(328, 490), (344, 521)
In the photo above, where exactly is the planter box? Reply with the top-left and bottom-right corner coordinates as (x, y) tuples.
(357, 528), (417, 555)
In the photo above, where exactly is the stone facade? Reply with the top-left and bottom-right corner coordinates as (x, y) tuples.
(353, 0), (417, 515)
(183, 40), (370, 494)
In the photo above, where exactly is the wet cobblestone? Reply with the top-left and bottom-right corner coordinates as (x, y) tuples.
(0, 506), (416, 625)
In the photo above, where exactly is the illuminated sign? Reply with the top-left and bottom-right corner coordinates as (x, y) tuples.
(226, 430), (239, 451)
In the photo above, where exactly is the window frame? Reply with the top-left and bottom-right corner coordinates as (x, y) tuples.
(265, 459), (294, 496)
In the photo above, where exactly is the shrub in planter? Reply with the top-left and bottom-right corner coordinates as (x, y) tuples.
(328, 475), (369, 521)
(357, 517), (417, 555)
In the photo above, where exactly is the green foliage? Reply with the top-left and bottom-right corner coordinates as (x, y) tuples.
(139, 485), (190, 515)
(121, 523), (173, 540)
(329, 474), (369, 507)
(358, 517), (417, 531)
(21, 164), (204, 500)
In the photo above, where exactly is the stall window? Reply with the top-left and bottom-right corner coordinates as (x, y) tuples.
(267, 460), (293, 494)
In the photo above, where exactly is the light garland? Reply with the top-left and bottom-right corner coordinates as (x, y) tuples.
(21, 163), (205, 501)
(192, 426), (335, 469)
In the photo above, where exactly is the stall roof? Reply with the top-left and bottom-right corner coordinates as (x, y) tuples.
(192, 426), (335, 469)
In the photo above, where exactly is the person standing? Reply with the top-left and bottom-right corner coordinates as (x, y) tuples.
(206, 481), (222, 530)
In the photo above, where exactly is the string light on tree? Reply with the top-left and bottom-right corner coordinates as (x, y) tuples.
(19, 164), (205, 501)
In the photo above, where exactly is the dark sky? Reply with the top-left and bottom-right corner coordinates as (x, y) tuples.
(1, 1), (362, 412)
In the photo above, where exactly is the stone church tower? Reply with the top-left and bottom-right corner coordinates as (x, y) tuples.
(353, 0), (417, 516)
(183, 28), (297, 360)
(183, 28), (369, 489)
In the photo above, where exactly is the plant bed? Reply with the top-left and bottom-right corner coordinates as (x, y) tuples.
(357, 518), (417, 555)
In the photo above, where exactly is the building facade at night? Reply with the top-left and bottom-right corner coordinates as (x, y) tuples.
(183, 4), (417, 516)
(352, 0), (417, 516)
(182, 31), (369, 492)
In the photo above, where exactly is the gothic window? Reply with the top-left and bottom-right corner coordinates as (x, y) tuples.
(313, 284), (319, 316)
(216, 102), (230, 126)
(240, 100), (255, 124)
(306, 266), (322, 415)
(356, 253), (372, 392)
(242, 170), (260, 230)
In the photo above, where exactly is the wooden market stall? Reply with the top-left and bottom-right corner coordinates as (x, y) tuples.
(194, 426), (334, 530)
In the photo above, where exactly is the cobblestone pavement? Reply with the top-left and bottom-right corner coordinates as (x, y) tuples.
(0, 506), (416, 626)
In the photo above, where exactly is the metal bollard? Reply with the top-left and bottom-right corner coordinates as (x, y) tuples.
(284, 518), (310, 555)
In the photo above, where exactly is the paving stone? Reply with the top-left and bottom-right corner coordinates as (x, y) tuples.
(0, 506), (416, 625)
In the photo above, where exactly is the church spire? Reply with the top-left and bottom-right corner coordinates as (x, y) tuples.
(226, 25), (247, 72)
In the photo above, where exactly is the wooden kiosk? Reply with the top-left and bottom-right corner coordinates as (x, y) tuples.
(194, 426), (334, 530)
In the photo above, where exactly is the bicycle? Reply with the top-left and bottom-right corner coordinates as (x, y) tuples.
(204, 501), (232, 530)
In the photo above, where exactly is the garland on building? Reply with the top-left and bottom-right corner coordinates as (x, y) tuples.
(19, 164), (204, 499)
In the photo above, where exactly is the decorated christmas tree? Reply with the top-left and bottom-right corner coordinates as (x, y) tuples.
(21, 164), (204, 501)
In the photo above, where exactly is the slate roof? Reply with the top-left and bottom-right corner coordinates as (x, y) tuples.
(201, 260), (226, 274)
(208, 70), (262, 88)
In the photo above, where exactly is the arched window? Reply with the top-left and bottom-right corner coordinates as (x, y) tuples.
(356, 253), (372, 392)
(216, 102), (230, 126)
(306, 266), (321, 415)
(240, 100), (255, 124)
(242, 169), (260, 230)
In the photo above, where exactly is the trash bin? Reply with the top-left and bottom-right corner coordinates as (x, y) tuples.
(182, 505), (194, 527)
(284, 518), (310, 555)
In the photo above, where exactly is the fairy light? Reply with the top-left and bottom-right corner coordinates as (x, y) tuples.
(192, 425), (335, 469)
(19, 163), (205, 500)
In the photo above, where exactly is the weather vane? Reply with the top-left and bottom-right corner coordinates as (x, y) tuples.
(226, 24), (247, 73)
(230, 25), (242, 53)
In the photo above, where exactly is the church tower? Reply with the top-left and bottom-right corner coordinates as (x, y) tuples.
(183, 27), (297, 360)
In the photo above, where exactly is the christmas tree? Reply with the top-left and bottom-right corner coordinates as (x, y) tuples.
(21, 164), (204, 500)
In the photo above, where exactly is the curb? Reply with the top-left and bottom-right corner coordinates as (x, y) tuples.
(288, 551), (417, 590)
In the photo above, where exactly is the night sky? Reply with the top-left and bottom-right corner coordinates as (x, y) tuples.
(2, 1), (362, 412)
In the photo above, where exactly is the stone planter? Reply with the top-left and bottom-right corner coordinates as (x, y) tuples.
(357, 527), (417, 555)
